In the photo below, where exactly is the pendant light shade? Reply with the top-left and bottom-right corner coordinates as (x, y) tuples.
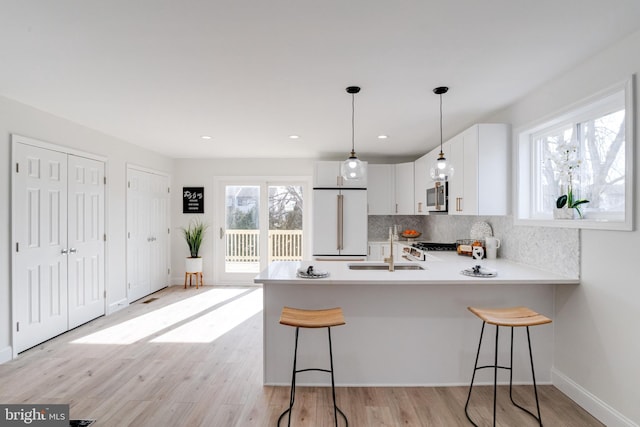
(341, 86), (366, 182)
(429, 86), (455, 182)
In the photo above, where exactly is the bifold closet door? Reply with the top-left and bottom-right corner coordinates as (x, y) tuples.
(127, 167), (169, 303)
(13, 144), (69, 353)
(13, 143), (106, 353)
(67, 155), (106, 329)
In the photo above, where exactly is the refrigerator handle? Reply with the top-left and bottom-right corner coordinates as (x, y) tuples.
(337, 194), (344, 250)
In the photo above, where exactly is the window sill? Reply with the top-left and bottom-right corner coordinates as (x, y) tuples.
(514, 217), (632, 231)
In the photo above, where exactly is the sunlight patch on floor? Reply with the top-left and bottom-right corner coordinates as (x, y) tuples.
(151, 288), (263, 343)
(71, 288), (248, 345)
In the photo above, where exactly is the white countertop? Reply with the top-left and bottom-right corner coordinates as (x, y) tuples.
(254, 252), (579, 286)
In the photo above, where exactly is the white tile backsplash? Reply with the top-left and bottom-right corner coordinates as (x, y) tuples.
(369, 214), (579, 278)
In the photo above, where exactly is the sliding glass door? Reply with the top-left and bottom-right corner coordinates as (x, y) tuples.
(216, 179), (308, 283)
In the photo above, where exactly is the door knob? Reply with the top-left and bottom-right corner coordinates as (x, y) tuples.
(61, 249), (68, 255)
(69, 248), (77, 253)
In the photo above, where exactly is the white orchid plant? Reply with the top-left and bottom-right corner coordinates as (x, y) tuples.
(549, 138), (589, 218)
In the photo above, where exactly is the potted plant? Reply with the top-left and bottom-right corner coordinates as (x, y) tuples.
(181, 217), (208, 272)
(554, 189), (589, 219)
(550, 139), (589, 219)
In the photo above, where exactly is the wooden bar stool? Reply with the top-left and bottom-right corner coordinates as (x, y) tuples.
(465, 306), (552, 427)
(278, 306), (348, 427)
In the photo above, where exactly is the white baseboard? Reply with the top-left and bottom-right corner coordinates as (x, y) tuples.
(0, 346), (13, 364)
(107, 298), (129, 315)
(552, 368), (638, 427)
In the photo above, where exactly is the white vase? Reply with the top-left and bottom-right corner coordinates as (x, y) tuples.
(553, 207), (575, 220)
(185, 257), (203, 273)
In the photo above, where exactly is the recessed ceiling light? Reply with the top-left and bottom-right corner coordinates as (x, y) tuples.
(378, 135), (388, 140)
(289, 135), (300, 140)
(200, 135), (212, 140)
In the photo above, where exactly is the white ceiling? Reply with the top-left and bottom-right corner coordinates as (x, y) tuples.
(2, 1), (640, 161)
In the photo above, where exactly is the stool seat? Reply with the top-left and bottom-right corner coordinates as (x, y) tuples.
(468, 306), (552, 327)
(280, 306), (345, 328)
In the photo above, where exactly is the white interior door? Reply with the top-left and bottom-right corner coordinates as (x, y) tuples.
(67, 155), (106, 329)
(13, 143), (69, 353)
(149, 173), (169, 292)
(127, 168), (152, 301)
(127, 167), (170, 301)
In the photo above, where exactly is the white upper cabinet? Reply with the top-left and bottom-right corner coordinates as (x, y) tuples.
(413, 151), (436, 215)
(367, 163), (414, 215)
(447, 123), (510, 216)
(367, 164), (395, 214)
(394, 162), (414, 215)
(314, 161), (368, 188)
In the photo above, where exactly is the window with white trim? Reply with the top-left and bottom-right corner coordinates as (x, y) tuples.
(515, 78), (633, 230)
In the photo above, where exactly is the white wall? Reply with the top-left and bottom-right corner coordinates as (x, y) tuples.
(0, 95), (173, 362)
(170, 159), (315, 285)
(490, 30), (640, 426)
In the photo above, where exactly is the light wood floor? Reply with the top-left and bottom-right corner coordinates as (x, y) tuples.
(0, 285), (603, 427)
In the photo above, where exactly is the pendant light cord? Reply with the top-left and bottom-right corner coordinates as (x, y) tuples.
(439, 92), (443, 155)
(351, 92), (356, 153)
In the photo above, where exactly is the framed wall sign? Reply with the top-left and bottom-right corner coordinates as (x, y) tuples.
(183, 187), (204, 213)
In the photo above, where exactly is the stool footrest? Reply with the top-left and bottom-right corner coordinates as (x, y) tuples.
(296, 368), (332, 375)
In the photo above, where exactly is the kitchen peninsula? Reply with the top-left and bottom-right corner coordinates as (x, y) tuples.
(254, 253), (579, 386)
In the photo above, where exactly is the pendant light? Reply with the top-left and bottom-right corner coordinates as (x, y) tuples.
(341, 86), (366, 182)
(429, 86), (455, 182)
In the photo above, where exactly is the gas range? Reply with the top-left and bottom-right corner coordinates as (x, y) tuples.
(399, 241), (457, 261)
(411, 242), (457, 251)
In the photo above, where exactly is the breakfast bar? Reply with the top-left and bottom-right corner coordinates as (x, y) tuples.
(254, 253), (579, 386)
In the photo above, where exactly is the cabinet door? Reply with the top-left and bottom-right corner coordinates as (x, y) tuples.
(367, 242), (383, 261)
(449, 128), (483, 216)
(447, 124), (509, 216)
(314, 161), (342, 187)
(313, 161), (368, 188)
(446, 137), (465, 215)
(461, 126), (479, 215)
(368, 242), (403, 261)
(414, 153), (430, 215)
(367, 164), (394, 215)
(477, 124), (509, 215)
(394, 162), (414, 214)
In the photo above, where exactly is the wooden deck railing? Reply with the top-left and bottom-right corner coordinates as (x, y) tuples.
(225, 229), (303, 264)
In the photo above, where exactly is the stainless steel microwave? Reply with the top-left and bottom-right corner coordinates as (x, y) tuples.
(426, 182), (447, 212)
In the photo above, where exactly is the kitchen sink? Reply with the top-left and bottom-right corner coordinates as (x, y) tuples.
(348, 263), (424, 271)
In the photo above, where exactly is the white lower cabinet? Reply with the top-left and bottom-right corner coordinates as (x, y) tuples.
(367, 242), (402, 261)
